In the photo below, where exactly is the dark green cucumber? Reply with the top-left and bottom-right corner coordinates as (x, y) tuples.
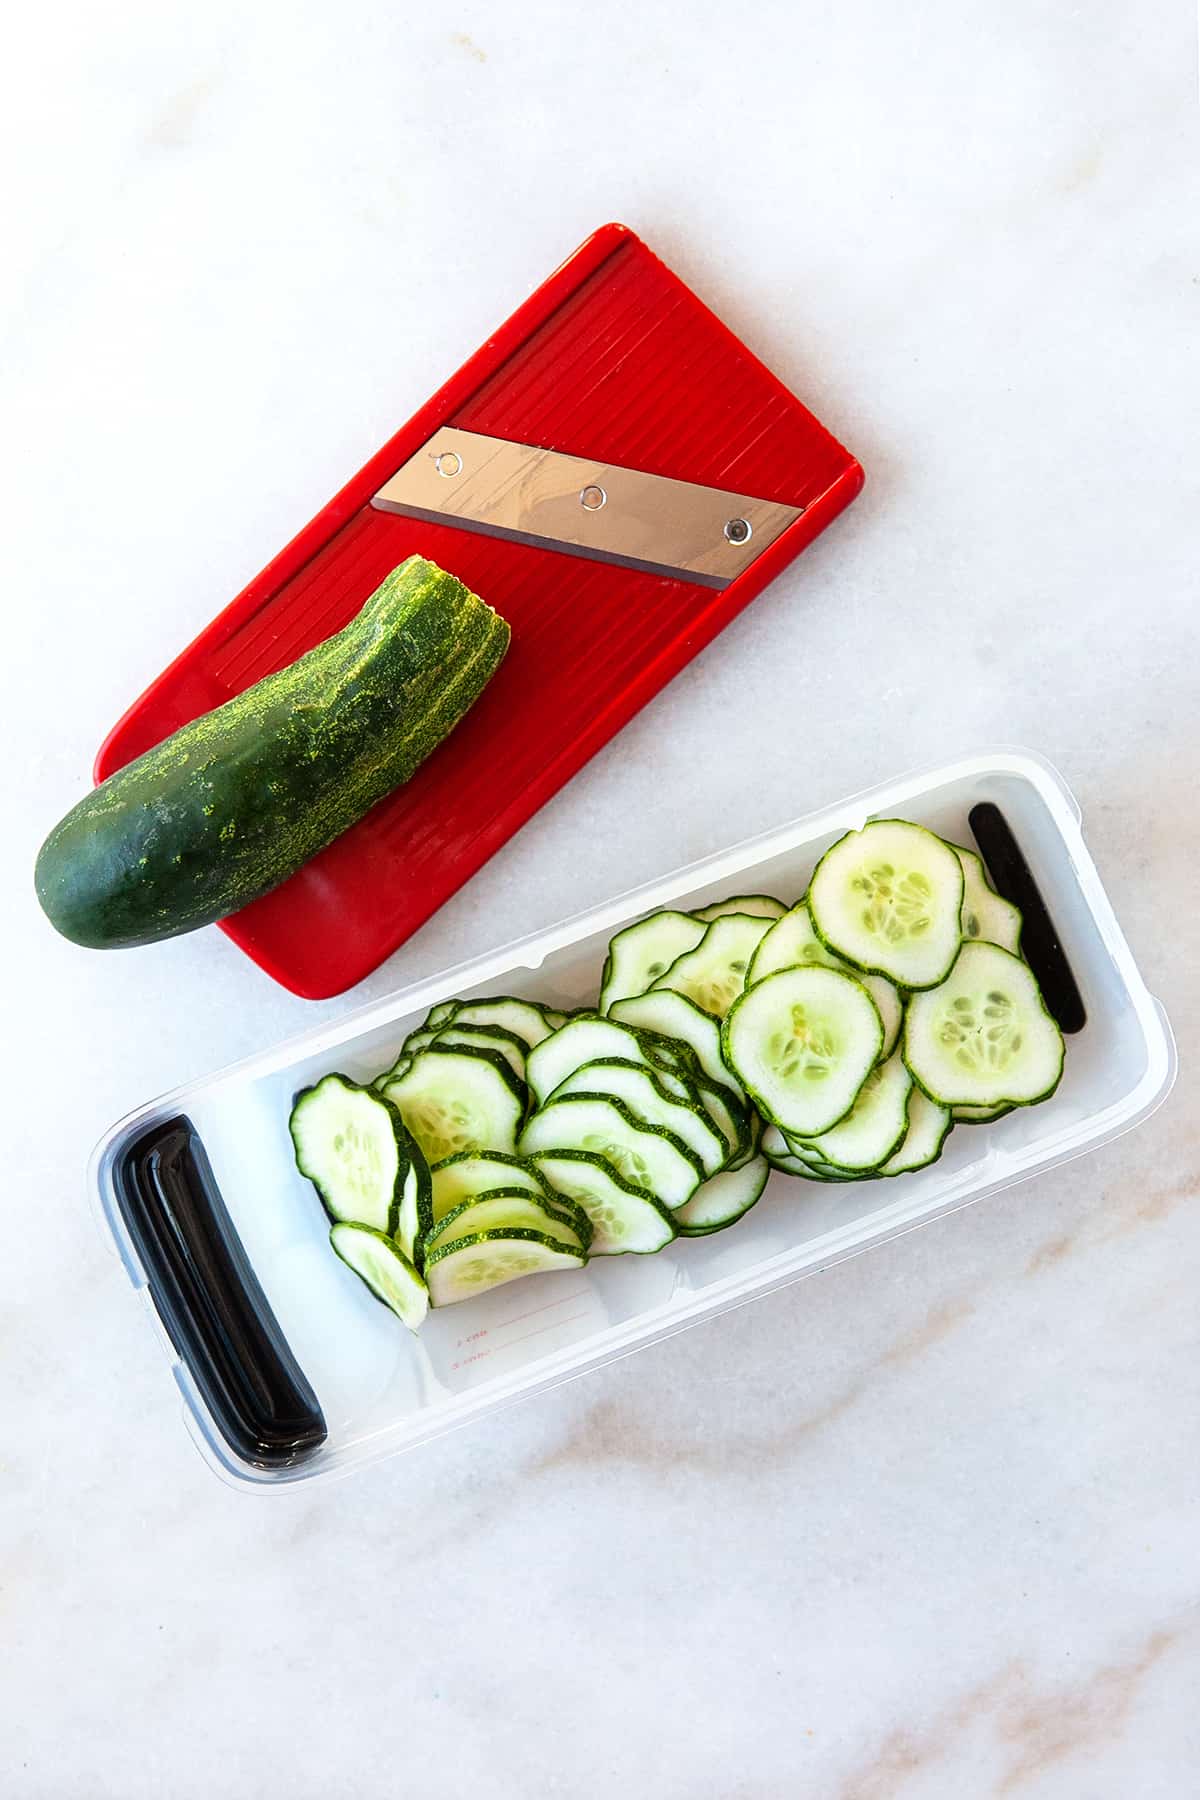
(35, 556), (509, 948)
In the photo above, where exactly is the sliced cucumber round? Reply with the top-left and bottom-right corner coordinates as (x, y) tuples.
(329, 1223), (429, 1331)
(724, 1107), (763, 1172)
(424, 1229), (585, 1307)
(748, 900), (903, 1058)
(530, 1150), (677, 1255)
(651, 913), (775, 1018)
(426, 1000), (458, 1028)
(373, 1051), (413, 1091)
(519, 1094), (703, 1209)
(877, 1088), (953, 1176)
(809, 819), (965, 989)
(609, 990), (733, 1091)
(674, 1155), (769, 1235)
(761, 1125), (836, 1179)
(904, 941), (1065, 1107)
(952, 844), (1023, 954)
(632, 1030), (748, 1162)
(746, 901), (822, 984)
(447, 997), (555, 1049)
(641, 1039), (703, 1086)
(688, 1074), (750, 1165)
(381, 1050), (525, 1164)
(528, 1015), (658, 1108)
(290, 1073), (412, 1236)
(415, 1023), (528, 1087)
(415, 1038), (526, 1103)
(692, 894), (787, 923)
(548, 1058), (727, 1177)
(722, 965), (884, 1138)
(599, 910), (708, 1014)
(865, 980), (902, 1059)
(793, 1049), (912, 1172)
(424, 1188), (589, 1257)
(429, 1151), (553, 1220)
(394, 1143), (433, 1265)
(953, 1100), (1014, 1124)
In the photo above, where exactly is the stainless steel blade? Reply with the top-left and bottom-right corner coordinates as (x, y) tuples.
(370, 428), (804, 588)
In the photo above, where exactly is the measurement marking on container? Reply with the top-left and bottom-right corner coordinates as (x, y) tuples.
(497, 1287), (590, 1329)
(494, 1310), (594, 1353)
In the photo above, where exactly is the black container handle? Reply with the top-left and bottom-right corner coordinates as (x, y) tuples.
(114, 1116), (327, 1469)
(969, 801), (1087, 1034)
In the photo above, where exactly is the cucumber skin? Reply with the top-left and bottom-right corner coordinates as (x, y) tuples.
(35, 556), (509, 949)
(423, 1187), (592, 1257)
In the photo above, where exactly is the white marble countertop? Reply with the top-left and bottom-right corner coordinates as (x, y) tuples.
(3, 2), (1198, 1794)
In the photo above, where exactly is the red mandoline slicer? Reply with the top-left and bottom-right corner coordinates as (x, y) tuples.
(96, 223), (864, 998)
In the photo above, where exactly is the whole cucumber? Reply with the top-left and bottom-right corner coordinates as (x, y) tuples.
(35, 556), (509, 949)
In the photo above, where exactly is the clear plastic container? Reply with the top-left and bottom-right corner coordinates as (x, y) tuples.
(91, 749), (1176, 1490)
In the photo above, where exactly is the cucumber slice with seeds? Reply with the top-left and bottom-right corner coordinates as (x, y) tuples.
(723, 965), (884, 1138)
(530, 1150), (677, 1255)
(381, 1049), (524, 1163)
(877, 1088), (953, 1176)
(599, 911), (708, 1014)
(904, 942), (1065, 1107)
(952, 844), (1023, 954)
(809, 819), (965, 990)
(290, 1074), (414, 1235)
(519, 1095), (703, 1209)
(609, 991), (734, 1092)
(793, 1049), (912, 1172)
(426, 1000), (458, 1028)
(651, 914), (775, 1018)
(692, 894), (787, 923)
(329, 1223), (428, 1330)
(549, 1058), (727, 1177)
(748, 901), (903, 1058)
(424, 1189), (589, 1257)
(424, 1230), (585, 1306)
(675, 1155), (769, 1235)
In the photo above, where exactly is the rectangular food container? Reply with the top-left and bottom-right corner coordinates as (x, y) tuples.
(91, 748), (1176, 1491)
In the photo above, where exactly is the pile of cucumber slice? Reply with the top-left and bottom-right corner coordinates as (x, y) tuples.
(289, 819), (1065, 1329)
